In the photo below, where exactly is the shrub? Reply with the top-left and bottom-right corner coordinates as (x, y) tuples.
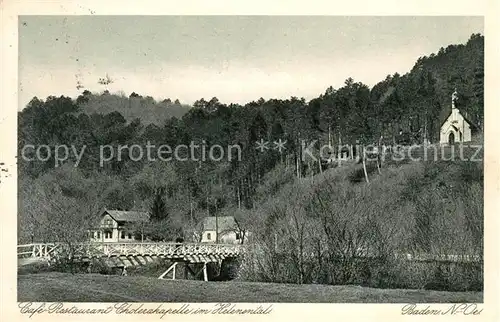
(18, 261), (53, 275)
(127, 259), (175, 278)
(238, 155), (483, 292)
(89, 259), (113, 275)
(347, 162), (378, 183)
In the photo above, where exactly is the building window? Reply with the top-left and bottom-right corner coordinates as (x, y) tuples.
(121, 231), (126, 239)
(236, 233), (240, 240)
(128, 233), (132, 239)
(97, 231), (101, 239)
(207, 233), (211, 240)
(105, 231), (112, 239)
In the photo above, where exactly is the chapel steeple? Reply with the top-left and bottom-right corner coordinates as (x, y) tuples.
(452, 88), (458, 109)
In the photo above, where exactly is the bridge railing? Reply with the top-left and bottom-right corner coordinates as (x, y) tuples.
(18, 242), (245, 259)
(17, 244), (34, 258)
(97, 242), (243, 256)
(17, 243), (60, 259)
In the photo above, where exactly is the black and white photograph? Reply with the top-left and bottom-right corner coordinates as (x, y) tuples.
(1, 3), (496, 317)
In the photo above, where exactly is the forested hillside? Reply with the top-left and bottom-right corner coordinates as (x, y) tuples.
(77, 91), (192, 125)
(17, 34), (484, 290)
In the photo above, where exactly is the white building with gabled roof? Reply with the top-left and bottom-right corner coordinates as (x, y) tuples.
(90, 208), (149, 243)
(199, 216), (243, 244)
(440, 89), (474, 145)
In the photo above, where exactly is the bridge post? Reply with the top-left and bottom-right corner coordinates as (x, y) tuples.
(202, 262), (208, 282)
(158, 262), (178, 280)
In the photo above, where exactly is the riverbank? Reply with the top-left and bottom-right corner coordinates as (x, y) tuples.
(18, 272), (483, 303)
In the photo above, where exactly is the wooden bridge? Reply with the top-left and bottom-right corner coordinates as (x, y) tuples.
(18, 242), (244, 281)
(18, 242), (480, 281)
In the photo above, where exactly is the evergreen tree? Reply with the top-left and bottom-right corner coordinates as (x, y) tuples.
(150, 186), (167, 222)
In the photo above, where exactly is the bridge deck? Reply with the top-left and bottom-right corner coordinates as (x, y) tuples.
(17, 242), (481, 267)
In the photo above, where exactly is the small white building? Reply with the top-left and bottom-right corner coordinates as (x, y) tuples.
(200, 216), (243, 244)
(440, 89), (474, 145)
(90, 209), (149, 243)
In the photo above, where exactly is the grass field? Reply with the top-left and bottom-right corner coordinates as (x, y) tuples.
(18, 272), (482, 303)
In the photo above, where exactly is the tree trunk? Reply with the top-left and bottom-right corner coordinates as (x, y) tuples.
(376, 155), (382, 175)
(215, 209), (219, 244)
(190, 201), (193, 222)
(299, 238), (304, 284)
(317, 137), (323, 174)
(296, 151), (300, 179)
(240, 230), (246, 245)
(362, 146), (370, 183)
(237, 184), (241, 210)
(318, 154), (323, 174)
(328, 125), (332, 147)
(377, 135), (383, 174)
(297, 134), (301, 179)
(423, 119), (428, 145)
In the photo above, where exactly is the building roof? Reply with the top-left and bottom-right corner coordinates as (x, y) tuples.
(442, 108), (478, 130)
(202, 216), (239, 233)
(462, 113), (479, 130)
(103, 209), (149, 222)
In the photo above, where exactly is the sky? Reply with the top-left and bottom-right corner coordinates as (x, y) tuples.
(18, 16), (483, 109)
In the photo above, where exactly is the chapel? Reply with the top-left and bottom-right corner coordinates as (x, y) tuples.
(439, 89), (473, 145)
